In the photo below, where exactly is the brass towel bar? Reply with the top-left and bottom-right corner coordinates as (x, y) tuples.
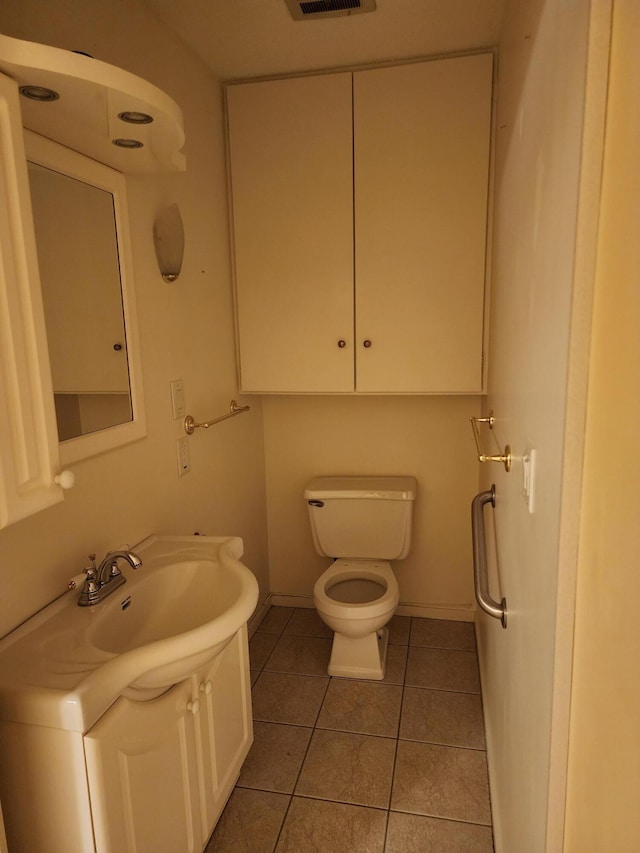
(184, 400), (250, 435)
(469, 412), (512, 472)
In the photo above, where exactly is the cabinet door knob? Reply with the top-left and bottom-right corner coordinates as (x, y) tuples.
(337, 339), (346, 348)
(186, 698), (200, 715)
(199, 680), (213, 695)
(113, 343), (123, 351)
(363, 339), (372, 348)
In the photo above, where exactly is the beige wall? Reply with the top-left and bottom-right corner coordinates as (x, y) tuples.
(564, 1), (640, 848)
(476, 0), (602, 850)
(263, 395), (482, 619)
(0, 0), (270, 637)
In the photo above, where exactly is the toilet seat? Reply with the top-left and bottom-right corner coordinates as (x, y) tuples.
(313, 559), (399, 620)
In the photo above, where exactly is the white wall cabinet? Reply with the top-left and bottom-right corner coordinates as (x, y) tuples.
(0, 71), (64, 527)
(228, 72), (354, 393)
(227, 53), (493, 394)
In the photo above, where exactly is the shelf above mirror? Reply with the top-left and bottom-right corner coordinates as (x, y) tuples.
(0, 33), (185, 174)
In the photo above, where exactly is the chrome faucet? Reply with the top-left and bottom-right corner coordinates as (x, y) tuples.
(78, 549), (143, 606)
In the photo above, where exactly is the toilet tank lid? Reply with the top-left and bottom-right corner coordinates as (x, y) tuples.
(304, 476), (417, 501)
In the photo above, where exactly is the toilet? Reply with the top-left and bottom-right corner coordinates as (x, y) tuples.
(304, 476), (417, 680)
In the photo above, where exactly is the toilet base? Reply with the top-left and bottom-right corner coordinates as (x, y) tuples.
(327, 626), (389, 680)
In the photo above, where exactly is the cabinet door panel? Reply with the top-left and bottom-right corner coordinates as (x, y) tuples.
(84, 681), (202, 853)
(0, 72), (62, 527)
(354, 54), (493, 392)
(228, 73), (354, 392)
(195, 627), (252, 836)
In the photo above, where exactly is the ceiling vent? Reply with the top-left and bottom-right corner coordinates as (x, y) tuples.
(284, 0), (376, 21)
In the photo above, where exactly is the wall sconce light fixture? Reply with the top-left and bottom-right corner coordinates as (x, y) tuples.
(153, 203), (184, 282)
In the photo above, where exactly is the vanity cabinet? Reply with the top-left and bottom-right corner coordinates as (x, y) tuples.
(0, 626), (252, 853)
(226, 53), (493, 394)
(84, 628), (252, 853)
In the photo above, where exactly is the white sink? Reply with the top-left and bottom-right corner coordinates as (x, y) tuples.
(0, 535), (259, 733)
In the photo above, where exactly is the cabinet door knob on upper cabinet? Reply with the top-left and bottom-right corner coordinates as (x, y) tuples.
(363, 339), (372, 348)
(337, 339), (346, 348)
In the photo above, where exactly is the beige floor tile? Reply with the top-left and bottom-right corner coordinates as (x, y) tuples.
(276, 797), (386, 853)
(410, 617), (476, 651)
(388, 615), (411, 646)
(400, 688), (486, 749)
(385, 811), (494, 852)
(205, 788), (289, 853)
(296, 729), (396, 809)
(238, 721), (313, 794)
(259, 606), (294, 634)
(252, 671), (329, 726)
(250, 632), (280, 670)
(317, 679), (402, 737)
(265, 634), (333, 677)
(283, 607), (333, 638)
(405, 647), (480, 693)
(377, 643), (408, 685)
(391, 741), (491, 825)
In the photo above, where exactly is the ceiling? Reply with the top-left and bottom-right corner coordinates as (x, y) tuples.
(141, 0), (505, 81)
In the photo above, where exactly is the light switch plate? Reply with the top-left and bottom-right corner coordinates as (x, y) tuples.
(522, 446), (536, 513)
(170, 379), (186, 419)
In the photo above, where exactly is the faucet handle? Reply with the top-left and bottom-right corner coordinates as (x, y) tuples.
(81, 557), (99, 599)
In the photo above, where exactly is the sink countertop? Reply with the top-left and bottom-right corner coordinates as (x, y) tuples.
(0, 535), (257, 733)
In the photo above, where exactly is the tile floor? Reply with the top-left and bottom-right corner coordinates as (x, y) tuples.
(206, 607), (493, 852)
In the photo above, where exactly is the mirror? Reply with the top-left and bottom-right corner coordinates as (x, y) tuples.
(28, 162), (131, 440)
(24, 130), (146, 464)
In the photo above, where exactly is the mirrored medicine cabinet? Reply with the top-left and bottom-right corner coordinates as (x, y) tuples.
(25, 130), (146, 465)
(0, 33), (185, 529)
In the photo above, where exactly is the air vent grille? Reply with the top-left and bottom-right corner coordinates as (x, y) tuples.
(284, 0), (376, 20)
(301, 0), (359, 14)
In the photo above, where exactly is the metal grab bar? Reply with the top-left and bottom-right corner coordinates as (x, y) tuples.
(471, 485), (507, 628)
(184, 400), (250, 435)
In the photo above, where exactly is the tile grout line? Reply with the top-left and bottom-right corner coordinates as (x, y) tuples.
(381, 615), (413, 851)
(244, 609), (492, 851)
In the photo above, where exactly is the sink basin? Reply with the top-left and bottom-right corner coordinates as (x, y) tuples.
(0, 535), (259, 733)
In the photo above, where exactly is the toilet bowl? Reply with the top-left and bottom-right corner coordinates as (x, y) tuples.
(313, 559), (399, 679)
(305, 476), (416, 681)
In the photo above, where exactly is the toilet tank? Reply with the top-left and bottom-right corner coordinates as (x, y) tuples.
(304, 476), (417, 560)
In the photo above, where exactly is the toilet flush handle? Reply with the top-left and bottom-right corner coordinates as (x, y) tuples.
(308, 500), (324, 508)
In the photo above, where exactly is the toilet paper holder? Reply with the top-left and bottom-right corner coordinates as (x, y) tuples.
(469, 412), (512, 473)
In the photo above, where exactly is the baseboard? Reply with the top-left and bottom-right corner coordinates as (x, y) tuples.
(269, 593), (314, 610)
(247, 596), (274, 637)
(395, 602), (476, 622)
(265, 592), (476, 623)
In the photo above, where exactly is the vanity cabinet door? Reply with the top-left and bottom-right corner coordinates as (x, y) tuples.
(193, 626), (253, 839)
(353, 54), (493, 393)
(0, 72), (63, 527)
(227, 73), (354, 392)
(84, 680), (204, 853)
